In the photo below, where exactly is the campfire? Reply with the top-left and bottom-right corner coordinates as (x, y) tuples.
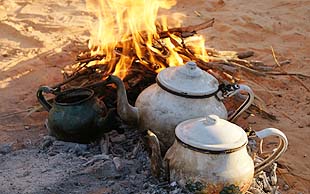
(58, 0), (299, 117)
(64, 0), (283, 79)
(83, 0), (215, 78)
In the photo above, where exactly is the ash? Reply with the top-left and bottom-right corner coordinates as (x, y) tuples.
(0, 127), (279, 194)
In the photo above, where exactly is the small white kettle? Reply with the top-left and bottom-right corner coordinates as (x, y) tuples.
(164, 115), (288, 193)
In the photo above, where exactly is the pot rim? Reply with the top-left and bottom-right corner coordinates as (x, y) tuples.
(175, 135), (247, 154)
(156, 77), (219, 99)
(54, 88), (95, 106)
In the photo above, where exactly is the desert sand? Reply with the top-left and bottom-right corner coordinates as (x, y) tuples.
(0, 0), (309, 193)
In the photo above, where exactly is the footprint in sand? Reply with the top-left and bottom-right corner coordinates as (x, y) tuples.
(0, 22), (44, 48)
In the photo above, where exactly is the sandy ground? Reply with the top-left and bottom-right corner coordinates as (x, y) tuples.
(0, 0), (309, 193)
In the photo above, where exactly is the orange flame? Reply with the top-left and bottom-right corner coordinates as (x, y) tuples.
(86, 0), (208, 79)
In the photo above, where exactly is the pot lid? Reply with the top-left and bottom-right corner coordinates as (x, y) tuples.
(175, 115), (248, 151)
(157, 61), (219, 97)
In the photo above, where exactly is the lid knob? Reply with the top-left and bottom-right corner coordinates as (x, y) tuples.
(181, 61), (202, 77)
(204, 115), (219, 125)
(185, 61), (197, 70)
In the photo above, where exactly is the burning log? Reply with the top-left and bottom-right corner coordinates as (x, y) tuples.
(158, 18), (215, 38)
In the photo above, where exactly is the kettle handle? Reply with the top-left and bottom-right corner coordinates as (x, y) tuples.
(254, 128), (288, 174)
(36, 86), (57, 112)
(224, 84), (255, 122)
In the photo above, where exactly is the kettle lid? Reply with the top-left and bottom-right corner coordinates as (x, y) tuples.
(175, 115), (248, 151)
(156, 61), (219, 97)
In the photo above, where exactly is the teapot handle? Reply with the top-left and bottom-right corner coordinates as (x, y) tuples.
(219, 84), (255, 122)
(254, 128), (288, 174)
(36, 86), (58, 112)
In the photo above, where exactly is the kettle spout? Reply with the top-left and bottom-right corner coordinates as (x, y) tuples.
(146, 130), (168, 181)
(108, 75), (139, 125)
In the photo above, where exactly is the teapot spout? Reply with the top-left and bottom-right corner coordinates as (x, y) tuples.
(108, 75), (139, 125)
(146, 130), (168, 181)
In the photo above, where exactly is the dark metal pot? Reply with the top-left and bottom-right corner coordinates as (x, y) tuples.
(37, 86), (112, 143)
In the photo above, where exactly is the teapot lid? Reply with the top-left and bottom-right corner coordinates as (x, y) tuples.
(175, 115), (248, 151)
(156, 61), (219, 97)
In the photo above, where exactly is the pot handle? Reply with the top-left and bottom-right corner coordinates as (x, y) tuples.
(36, 86), (57, 112)
(254, 128), (288, 174)
(218, 84), (254, 122)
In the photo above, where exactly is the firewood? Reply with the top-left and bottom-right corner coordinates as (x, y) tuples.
(237, 51), (254, 59)
(158, 18), (215, 39)
(77, 54), (106, 63)
(246, 104), (278, 121)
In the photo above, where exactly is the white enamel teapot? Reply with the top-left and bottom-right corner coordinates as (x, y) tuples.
(162, 115), (288, 193)
(108, 61), (254, 153)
